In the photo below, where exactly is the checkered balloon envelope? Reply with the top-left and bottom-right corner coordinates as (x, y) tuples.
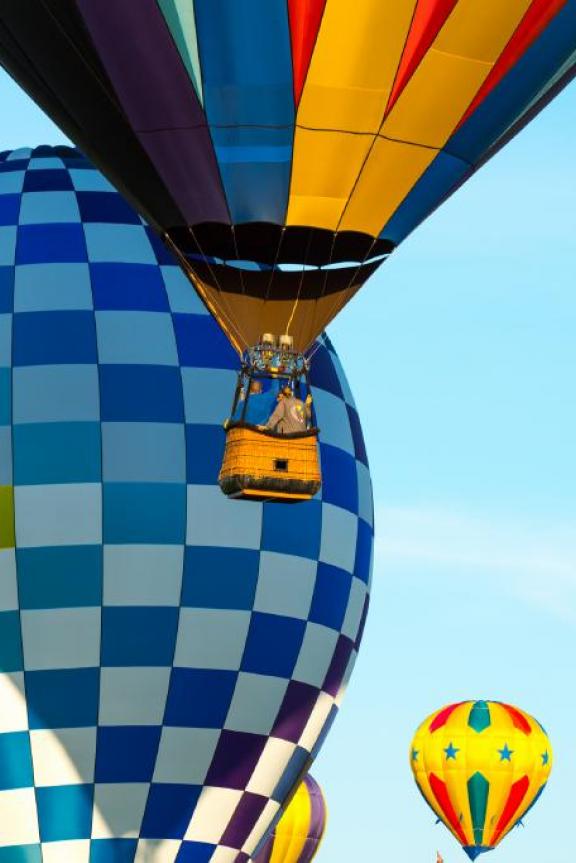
(0, 147), (373, 862)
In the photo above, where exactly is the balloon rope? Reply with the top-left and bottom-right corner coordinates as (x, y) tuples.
(301, 229), (338, 353)
(164, 232), (248, 355)
(285, 230), (312, 337)
(307, 231), (389, 361)
(263, 227), (286, 304)
(230, 224), (247, 296)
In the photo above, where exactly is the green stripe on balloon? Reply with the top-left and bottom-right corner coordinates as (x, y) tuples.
(468, 772), (490, 845)
(158, 0), (204, 105)
(468, 701), (491, 732)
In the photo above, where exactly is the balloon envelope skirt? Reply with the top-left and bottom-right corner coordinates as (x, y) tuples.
(0, 146), (373, 861)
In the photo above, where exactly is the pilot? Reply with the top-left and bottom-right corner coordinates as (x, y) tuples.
(234, 379), (276, 426)
(266, 385), (312, 434)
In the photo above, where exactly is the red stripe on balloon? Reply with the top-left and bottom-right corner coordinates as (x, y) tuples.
(429, 702), (464, 732)
(429, 773), (469, 846)
(386, 0), (459, 115)
(288, 0), (327, 105)
(457, 0), (568, 128)
(489, 775), (530, 846)
(501, 704), (532, 735)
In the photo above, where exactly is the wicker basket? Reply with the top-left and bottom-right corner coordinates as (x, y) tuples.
(219, 424), (321, 501)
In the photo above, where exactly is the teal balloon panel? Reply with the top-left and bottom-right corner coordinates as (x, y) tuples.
(0, 147), (373, 862)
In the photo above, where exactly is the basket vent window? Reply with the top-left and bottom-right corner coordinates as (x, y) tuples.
(274, 459), (289, 472)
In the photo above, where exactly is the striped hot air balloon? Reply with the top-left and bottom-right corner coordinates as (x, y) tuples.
(410, 701), (553, 860)
(252, 774), (327, 863)
(0, 2), (575, 353)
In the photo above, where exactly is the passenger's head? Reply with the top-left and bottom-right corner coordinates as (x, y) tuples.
(249, 380), (263, 395)
(282, 385), (292, 398)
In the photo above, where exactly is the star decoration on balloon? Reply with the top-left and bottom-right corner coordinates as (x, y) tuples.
(444, 742), (459, 760)
(498, 743), (514, 762)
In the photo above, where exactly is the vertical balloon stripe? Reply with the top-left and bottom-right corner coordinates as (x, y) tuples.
(386, 0), (459, 114)
(288, 0), (327, 105)
(157, 0), (204, 105)
(488, 776), (530, 846)
(429, 702), (463, 732)
(194, 0), (295, 224)
(428, 774), (469, 846)
(255, 835), (274, 862)
(446, 1), (576, 165)
(490, 47), (576, 153)
(457, 0), (568, 129)
(467, 772), (489, 845)
(515, 46), (576, 121)
(307, 776), (327, 847)
(269, 786), (311, 863)
(500, 704), (532, 735)
(379, 150), (469, 245)
(77, 0), (229, 225)
(468, 701), (491, 732)
(516, 783), (546, 822)
(193, 0), (294, 127)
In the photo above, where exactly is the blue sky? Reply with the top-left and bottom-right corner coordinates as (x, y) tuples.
(1, 69), (575, 863)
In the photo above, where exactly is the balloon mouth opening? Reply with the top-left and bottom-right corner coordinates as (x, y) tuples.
(167, 222), (395, 269)
(463, 846), (493, 860)
(185, 253), (389, 272)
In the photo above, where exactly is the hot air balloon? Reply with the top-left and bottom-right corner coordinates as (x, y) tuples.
(1, 1), (574, 499)
(0, 145), (373, 861)
(410, 701), (553, 860)
(252, 774), (326, 863)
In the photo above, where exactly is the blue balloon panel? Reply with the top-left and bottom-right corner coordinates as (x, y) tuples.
(0, 146), (374, 862)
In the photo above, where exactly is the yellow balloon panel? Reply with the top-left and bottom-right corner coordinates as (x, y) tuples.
(269, 783), (312, 863)
(380, 51), (491, 150)
(338, 137), (437, 235)
(434, 0), (533, 63)
(287, 130), (373, 231)
(296, 0), (417, 133)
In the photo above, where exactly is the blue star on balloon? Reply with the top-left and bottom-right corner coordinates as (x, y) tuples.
(444, 742), (459, 760)
(412, 749), (419, 761)
(498, 744), (514, 761)
(541, 751), (549, 766)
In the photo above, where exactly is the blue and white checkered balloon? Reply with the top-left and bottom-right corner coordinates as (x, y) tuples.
(0, 146), (373, 862)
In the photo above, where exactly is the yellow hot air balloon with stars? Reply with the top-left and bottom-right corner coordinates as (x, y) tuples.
(410, 701), (552, 859)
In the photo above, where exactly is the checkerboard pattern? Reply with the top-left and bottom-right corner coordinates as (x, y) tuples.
(0, 146), (374, 862)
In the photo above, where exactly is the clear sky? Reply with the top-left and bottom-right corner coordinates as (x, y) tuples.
(1, 68), (575, 863)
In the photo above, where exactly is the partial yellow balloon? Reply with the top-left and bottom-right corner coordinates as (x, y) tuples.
(410, 701), (552, 860)
(253, 774), (327, 863)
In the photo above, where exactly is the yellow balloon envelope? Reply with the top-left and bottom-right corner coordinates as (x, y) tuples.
(410, 701), (552, 859)
(253, 774), (327, 863)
